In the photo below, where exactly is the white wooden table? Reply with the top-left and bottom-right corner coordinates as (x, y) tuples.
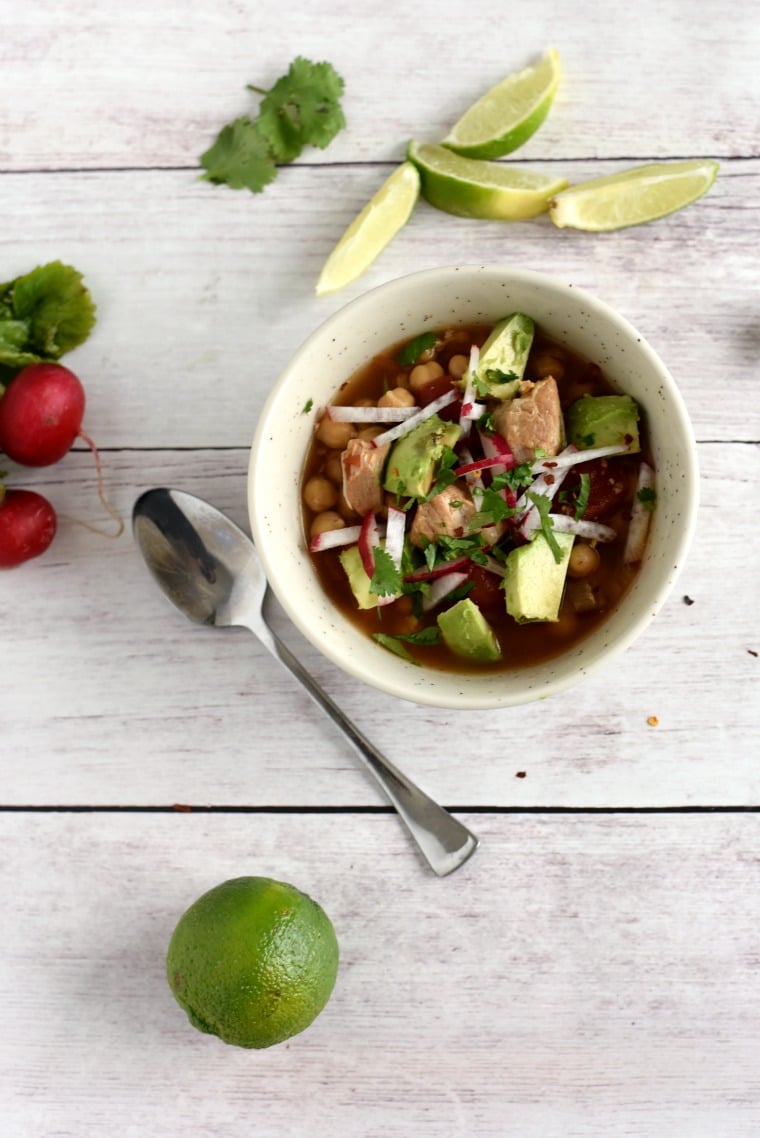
(2, 2), (759, 1134)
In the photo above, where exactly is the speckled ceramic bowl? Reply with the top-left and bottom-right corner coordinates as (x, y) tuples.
(248, 265), (698, 709)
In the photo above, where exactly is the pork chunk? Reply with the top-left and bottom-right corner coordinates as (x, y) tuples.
(341, 438), (389, 516)
(410, 483), (476, 548)
(492, 376), (564, 464)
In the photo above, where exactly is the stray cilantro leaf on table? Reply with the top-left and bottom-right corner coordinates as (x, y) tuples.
(201, 57), (346, 195)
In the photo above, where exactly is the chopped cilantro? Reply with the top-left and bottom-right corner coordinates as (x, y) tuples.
(472, 374), (492, 398)
(396, 331), (437, 365)
(372, 634), (418, 664)
(582, 433), (595, 447)
(420, 446), (459, 502)
(302, 398), (313, 414)
(369, 548), (402, 597)
(575, 472), (591, 519)
(526, 492), (563, 563)
(470, 486), (516, 529)
(637, 486), (657, 511)
(201, 57), (345, 194)
(476, 410), (495, 434)
(484, 367), (518, 385)
(493, 462), (535, 493)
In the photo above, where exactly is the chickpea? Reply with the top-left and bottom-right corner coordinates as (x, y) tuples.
(358, 425), (384, 441)
(448, 353), (469, 380)
(547, 606), (579, 638)
(303, 475), (338, 513)
(325, 453), (343, 484)
(378, 386), (416, 409)
(309, 510), (345, 539)
(568, 543), (601, 578)
(409, 360), (445, 392)
(316, 416), (355, 449)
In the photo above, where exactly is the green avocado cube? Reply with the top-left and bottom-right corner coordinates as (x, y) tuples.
(473, 312), (535, 400)
(339, 545), (379, 610)
(437, 598), (502, 662)
(566, 393), (641, 452)
(384, 413), (461, 498)
(504, 531), (574, 623)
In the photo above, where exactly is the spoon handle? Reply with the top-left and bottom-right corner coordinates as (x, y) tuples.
(256, 626), (478, 877)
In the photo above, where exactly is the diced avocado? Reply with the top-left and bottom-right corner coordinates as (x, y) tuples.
(339, 545), (379, 610)
(384, 413), (460, 498)
(504, 531), (575, 623)
(566, 393), (641, 453)
(437, 598), (502, 662)
(473, 312), (535, 400)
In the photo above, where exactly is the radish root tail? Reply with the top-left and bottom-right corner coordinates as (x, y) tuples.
(76, 430), (125, 538)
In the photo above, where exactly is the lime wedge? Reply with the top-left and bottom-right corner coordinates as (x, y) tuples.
(408, 141), (568, 221)
(315, 162), (420, 295)
(549, 161), (720, 231)
(442, 49), (561, 160)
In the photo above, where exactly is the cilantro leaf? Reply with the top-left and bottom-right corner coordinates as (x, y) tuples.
(526, 492), (563, 564)
(396, 332), (437, 365)
(420, 446), (459, 502)
(470, 487), (517, 528)
(302, 398), (313, 414)
(637, 486), (657, 511)
(369, 548), (402, 597)
(0, 261), (96, 371)
(258, 58), (346, 158)
(575, 472), (591, 519)
(372, 634), (418, 664)
(200, 116), (277, 193)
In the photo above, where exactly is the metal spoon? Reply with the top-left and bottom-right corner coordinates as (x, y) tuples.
(132, 488), (478, 876)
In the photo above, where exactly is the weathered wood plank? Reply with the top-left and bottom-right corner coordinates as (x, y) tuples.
(3, 811), (760, 1138)
(0, 443), (756, 807)
(0, 162), (756, 448)
(1, 0), (756, 170)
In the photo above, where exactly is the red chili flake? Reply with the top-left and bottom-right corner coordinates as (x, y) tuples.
(515, 771), (527, 779)
(647, 716), (660, 727)
(173, 803), (193, 813)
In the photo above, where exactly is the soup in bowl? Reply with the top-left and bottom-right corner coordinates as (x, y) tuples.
(248, 266), (698, 709)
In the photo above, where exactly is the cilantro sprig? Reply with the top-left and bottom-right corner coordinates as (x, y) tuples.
(526, 491), (563, 564)
(396, 332), (438, 366)
(201, 57), (346, 194)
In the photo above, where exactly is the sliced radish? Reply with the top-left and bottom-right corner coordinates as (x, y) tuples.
(458, 345), (481, 437)
(370, 389), (459, 448)
(421, 571), (470, 612)
(358, 511), (381, 577)
(404, 555), (470, 582)
(326, 405), (417, 423)
(478, 429), (515, 465)
(454, 455), (512, 478)
(623, 461), (656, 564)
(309, 524), (363, 552)
(384, 506), (406, 571)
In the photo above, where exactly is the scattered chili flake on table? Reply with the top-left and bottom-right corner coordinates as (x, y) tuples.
(683, 595), (695, 606)
(172, 803), (193, 813)
(515, 771), (527, 779)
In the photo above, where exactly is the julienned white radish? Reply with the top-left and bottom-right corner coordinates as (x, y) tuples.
(325, 405), (417, 423)
(0, 362), (124, 539)
(370, 389), (459, 448)
(623, 461), (656, 564)
(531, 442), (627, 475)
(422, 570), (469, 612)
(404, 555), (470, 582)
(522, 512), (617, 543)
(458, 345), (480, 437)
(384, 506), (406, 570)
(308, 524), (363, 552)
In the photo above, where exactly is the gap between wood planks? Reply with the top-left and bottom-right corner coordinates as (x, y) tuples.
(1, 805), (758, 814)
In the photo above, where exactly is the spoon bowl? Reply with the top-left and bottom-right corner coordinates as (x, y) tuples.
(132, 487), (478, 877)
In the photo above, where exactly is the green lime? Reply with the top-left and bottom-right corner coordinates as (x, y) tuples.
(442, 49), (561, 160)
(166, 876), (339, 1049)
(408, 141), (568, 220)
(315, 161), (420, 295)
(549, 160), (720, 231)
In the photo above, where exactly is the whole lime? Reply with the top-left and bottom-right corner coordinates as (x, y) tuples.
(166, 876), (339, 1049)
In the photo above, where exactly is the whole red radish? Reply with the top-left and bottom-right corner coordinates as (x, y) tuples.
(0, 362), (86, 466)
(0, 489), (57, 567)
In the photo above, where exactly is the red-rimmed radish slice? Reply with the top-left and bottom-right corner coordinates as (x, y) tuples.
(478, 429), (515, 465)
(454, 455), (511, 477)
(370, 389), (459, 448)
(421, 571), (470, 613)
(325, 405), (418, 423)
(404, 555), (470, 582)
(358, 511), (381, 577)
(623, 461), (656, 564)
(384, 506), (406, 570)
(309, 524), (362, 552)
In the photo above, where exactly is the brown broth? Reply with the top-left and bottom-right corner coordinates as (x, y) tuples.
(301, 322), (652, 673)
